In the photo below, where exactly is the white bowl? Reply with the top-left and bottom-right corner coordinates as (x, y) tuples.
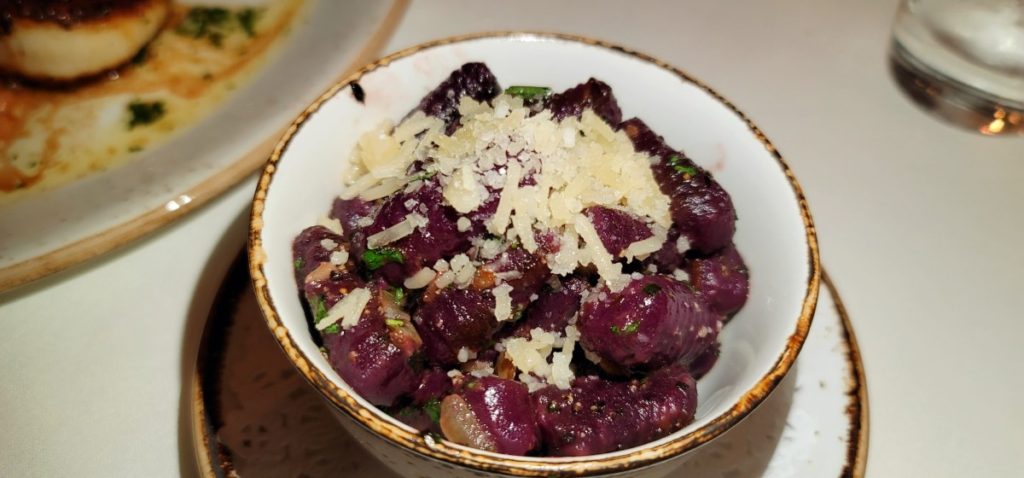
(250, 32), (820, 477)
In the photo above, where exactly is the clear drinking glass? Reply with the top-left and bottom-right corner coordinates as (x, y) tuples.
(890, 0), (1024, 135)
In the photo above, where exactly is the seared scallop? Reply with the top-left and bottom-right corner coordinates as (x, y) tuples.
(0, 0), (169, 82)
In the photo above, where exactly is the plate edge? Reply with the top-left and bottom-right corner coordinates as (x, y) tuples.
(824, 271), (870, 478)
(190, 264), (867, 477)
(0, 0), (411, 294)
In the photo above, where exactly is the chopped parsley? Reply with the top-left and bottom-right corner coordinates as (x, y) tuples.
(176, 7), (262, 45)
(668, 155), (698, 177)
(322, 323), (341, 334)
(423, 398), (441, 423)
(504, 85), (552, 101)
(385, 318), (405, 328)
(362, 248), (404, 270)
(611, 321), (640, 335)
(127, 100), (165, 129)
(294, 257), (304, 271)
(176, 7), (230, 39)
(236, 8), (261, 37)
(310, 295), (328, 322)
(643, 283), (662, 295)
(391, 287), (406, 303)
(411, 170), (436, 182)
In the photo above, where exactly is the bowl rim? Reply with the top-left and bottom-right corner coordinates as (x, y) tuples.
(248, 31), (820, 476)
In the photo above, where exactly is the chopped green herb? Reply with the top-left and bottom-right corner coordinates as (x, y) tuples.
(676, 165), (698, 176)
(130, 46), (148, 66)
(411, 170), (436, 181)
(668, 155), (698, 177)
(176, 7), (258, 46)
(643, 283), (662, 295)
(236, 8), (262, 37)
(127, 100), (165, 129)
(465, 381), (480, 390)
(423, 398), (441, 423)
(611, 321), (640, 335)
(391, 287), (406, 303)
(504, 85), (552, 101)
(385, 318), (405, 328)
(176, 7), (230, 39)
(310, 295), (328, 322)
(294, 257), (304, 271)
(362, 248), (404, 270)
(322, 323), (341, 334)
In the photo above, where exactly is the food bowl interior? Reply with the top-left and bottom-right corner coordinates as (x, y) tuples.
(257, 34), (813, 459)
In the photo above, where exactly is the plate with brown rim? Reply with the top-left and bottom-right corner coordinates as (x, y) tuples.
(189, 256), (867, 477)
(0, 0), (408, 292)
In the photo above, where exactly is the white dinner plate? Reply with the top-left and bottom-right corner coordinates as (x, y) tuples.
(0, 0), (408, 292)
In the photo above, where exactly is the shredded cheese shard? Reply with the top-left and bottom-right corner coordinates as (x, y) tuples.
(492, 283), (514, 321)
(366, 213), (426, 249)
(404, 268), (435, 289)
(488, 161), (521, 235)
(317, 287), (372, 331)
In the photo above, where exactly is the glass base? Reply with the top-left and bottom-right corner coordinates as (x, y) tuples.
(889, 41), (1023, 136)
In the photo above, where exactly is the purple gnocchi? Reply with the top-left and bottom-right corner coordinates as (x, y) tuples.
(292, 63), (747, 456)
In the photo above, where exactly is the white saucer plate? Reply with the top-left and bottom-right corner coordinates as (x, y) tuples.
(190, 265), (867, 477)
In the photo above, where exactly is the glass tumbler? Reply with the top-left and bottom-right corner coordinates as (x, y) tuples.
(890, 0), (1024, 135)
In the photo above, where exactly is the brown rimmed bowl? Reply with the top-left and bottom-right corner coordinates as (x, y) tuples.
(249, 32), (820, 477)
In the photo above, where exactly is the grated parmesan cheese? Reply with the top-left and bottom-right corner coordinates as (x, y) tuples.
(366, 213), (426, 249)
(404, 268), (436, 289)
(444, 165), (487, 213)
(468, 362), (495, 378)
(501, 326), (578, 390)
(320, 238), (338, 251)
(492, 283), (514, 321)
(340, 93), (672, 291)
(329, 250), (349, 265)
(621, 227), (667, 261)
(574, 215), (630, 291)
(434, 271), (456, 289)
(317, 217), (344, 235)
(503, 328), (555, 378)
(488, 162), (521, 235)
(317, 287), (371, 331)
(676, 234), (692, 254)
